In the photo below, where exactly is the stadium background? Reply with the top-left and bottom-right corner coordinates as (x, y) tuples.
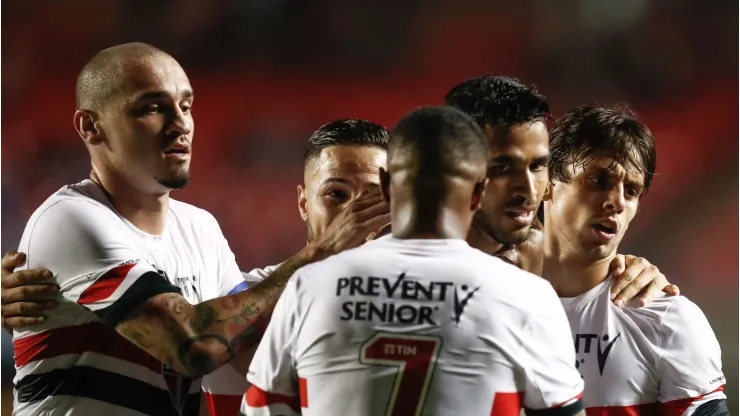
(1, 0), (737, 413)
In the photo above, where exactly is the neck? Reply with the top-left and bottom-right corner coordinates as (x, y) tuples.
(541, 222), (613, 298)
(466, 221), (505, 255)
(90, 168), (170, 235)
(391, 201), (468, 240)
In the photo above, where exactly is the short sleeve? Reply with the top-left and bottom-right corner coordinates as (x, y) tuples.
(242, 274), (302, 416)
(208, 217), (248, 296)
(20, 199), (180, 327)
(520, 284), (584, 415)
(658, 297), (726, 415)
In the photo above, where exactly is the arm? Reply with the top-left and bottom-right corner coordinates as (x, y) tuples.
(521, 284), (585, 416)
(609, 255), (680, 307)
(657, 297), (727, 416)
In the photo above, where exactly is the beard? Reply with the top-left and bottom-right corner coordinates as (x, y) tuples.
(306, 221), (315, 243)
(156, 170), (191, 190)
(473, 210), (530, 245)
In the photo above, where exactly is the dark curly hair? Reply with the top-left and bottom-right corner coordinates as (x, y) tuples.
(549, 105), (657, 194)
(444, 74), (550, 129)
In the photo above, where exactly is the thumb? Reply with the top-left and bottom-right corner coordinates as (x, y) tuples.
(609, 254), (626, 277)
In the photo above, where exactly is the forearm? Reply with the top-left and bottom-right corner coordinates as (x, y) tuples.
(117, 245), (324, 378)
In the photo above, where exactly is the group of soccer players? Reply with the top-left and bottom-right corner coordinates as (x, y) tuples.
(0, 42), (726, 416)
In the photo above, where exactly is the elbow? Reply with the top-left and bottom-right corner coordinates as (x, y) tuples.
(176, 334), (234, 377)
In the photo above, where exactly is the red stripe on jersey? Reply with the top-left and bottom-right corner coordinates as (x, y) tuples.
(586, 403), (659, 416)
(78, 263), (136, 304)
(555, 391), (584, 408)
(491, 392), (523, 416)
(660, 385), (725, 416)
(298, 377), (308, 408)
(245, 384), (301, 413)
(204, 392), (242, 416)
(13, 322), (160, 372)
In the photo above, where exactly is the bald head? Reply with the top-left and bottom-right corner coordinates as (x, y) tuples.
(75, 42), (174, 111)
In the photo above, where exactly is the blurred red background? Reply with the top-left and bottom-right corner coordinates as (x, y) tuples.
(2, 0), (737, 414)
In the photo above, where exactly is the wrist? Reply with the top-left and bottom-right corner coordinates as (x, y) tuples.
(301, 242), (330, 263)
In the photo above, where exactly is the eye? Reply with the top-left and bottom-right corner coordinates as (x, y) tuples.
(626, 187), (641, 198)
(143, 104), (159, 114)
(181, 103), (192, 114)
(530, 161), (547, 172)
(489, 164), (510, 175)
(326, 189), (347, 200)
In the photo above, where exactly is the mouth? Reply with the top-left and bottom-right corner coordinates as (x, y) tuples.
(164, 145), (191, 160)
(504, 207), (536, 226)
(592, 219), (617, 240)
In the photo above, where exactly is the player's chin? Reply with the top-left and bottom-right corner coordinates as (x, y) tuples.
(157, 169), (191, 190)
(496, 224), (530, 245)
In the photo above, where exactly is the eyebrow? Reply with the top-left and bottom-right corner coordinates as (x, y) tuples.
(321, 177), (380, 187)
(491, 154), (550, 164)
(136, 90), (194, 101)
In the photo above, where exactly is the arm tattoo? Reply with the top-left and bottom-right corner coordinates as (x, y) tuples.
(121, 247), (321, 377)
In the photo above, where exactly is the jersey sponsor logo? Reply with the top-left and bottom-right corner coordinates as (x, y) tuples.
(154, 267), (201, 303)
(452, 284), (480, 325)
(336, 273), (478, 326)
(573, 332), (621, 376)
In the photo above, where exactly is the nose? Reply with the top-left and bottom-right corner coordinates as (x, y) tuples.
(603, 184), (626, 213)
(166, 106), (192, 137)
(512, 170), (537, 203)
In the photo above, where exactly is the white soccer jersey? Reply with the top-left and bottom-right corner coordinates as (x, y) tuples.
(12, 179), (245, 416)
(241, 237), (585, 416)
(560, 277), (726, 416)
(201, 265), (275, 416)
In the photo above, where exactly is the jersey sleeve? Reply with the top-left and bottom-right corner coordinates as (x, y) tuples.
(657, 296), (726, 416)
(208, 216), (249, 296)
(21, 200), (180, 327)
(520, 283), (584, 416)
(241, 274), (303, 416)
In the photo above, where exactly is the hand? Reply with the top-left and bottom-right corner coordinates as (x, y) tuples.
(310, 188), (391, 258)
(1, 250), (59, 330)
(609, 254), (680, 307)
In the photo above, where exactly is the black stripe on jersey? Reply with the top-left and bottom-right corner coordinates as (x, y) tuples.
(96, 271), (181, 327)
(15, 366), (200, 416)
(525, 398), (584, 416)
(694, 399), (729, 416)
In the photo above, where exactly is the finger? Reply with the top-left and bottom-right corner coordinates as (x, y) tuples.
(636, 280), (664, 306)
(351, 191), (385, 211)
(1, 251), (25, 271)
(1, 284), (60, 303)
(662, 284), (680, 296)
(356, 200), (390, 221)
(2, 301), (56, 318)
(347, 214), (392, 248)
(612, 269), (648, 308)
(2, 269), (54, 289)
(2, 316), (45, 328)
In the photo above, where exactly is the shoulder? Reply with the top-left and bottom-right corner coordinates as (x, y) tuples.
(468, 249), (556, 306)
(169, 199), (226, 236)
(659, 296), (717, 340)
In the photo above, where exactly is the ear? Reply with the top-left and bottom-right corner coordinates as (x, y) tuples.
(297, 184), (308, 222)
(74, 109), (104, 146)
(542, 181), (554, 202)
(471, 178), (489, 211)
(379, 167), (391, 203)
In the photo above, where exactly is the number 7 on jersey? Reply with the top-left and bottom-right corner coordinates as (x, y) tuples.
(360, 333), (443, 416)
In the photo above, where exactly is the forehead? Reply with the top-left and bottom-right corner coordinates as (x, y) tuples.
(306, 145), (386, 186)
(576, 154), (646, 184)
(118, 55), (192, 102)
(489, 121), (549, 158)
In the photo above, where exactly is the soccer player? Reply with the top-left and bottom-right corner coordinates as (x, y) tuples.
(201, 119), (391, 415)
(444, 74), (679, 305)
(542, 105), (727, 415)
(241, 106), (586, 416)
(5, 42), (386, 416)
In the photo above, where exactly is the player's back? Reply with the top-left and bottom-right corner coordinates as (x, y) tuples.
(251, 237), (583, 416)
